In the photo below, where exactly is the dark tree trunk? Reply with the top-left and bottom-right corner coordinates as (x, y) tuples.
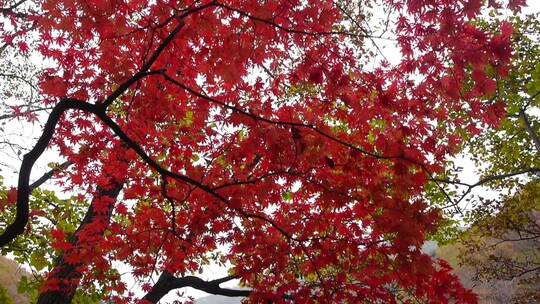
(37, 175), (124, 304)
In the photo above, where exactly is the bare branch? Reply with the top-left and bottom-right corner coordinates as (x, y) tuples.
(434, 168), (540, 210)
(433, 168), (540, 189)
(0, 0), (29, 18)
(0, 99), (100, 247)
(29, 161), (72, 191)
(142, 272), (249, 303)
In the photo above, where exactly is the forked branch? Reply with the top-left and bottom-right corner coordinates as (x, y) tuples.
(142, 272), (249, 303)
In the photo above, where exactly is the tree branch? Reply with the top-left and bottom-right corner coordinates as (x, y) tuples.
(37, 173), (124, 304)
(0, 99), (101, 247)
(160, 71), (457, 209)
(142, 272), (250, 303)
(100, 1), (215, 108)
(0, 2), (216, 247)
(215, 2), (376, 39)
(0, 0), (29, 18)
(29, 161), (72, 191)
(0, 106), (54, 121)
(434, 167), (540, 211)
(433, 167), (540, 189)
(93, 108), (295, 240)
(519, 109), (540, 152)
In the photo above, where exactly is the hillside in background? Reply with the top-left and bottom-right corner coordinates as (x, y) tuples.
(437, 242), (532, 304)
(0, 256), (30, 304)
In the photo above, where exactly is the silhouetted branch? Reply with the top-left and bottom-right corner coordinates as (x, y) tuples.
(142, 272), (250, 303)
(0, 1), (214, 248)
(0, 99), (99, 247)
(160, 71), (456, 210)
(433, 168), (540, 189)
(29, 161), (72, 190)
(0, 0), (29, 18)
(434, 167), (540, 210)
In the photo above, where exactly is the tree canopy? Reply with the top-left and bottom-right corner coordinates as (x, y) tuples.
(0, 0), (530, 303)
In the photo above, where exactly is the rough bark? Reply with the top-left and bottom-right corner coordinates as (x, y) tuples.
(36, 176), (124, 304)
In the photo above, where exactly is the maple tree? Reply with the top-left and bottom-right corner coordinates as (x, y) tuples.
(459, 181), (540, 303)
(0, 0), (528, 303)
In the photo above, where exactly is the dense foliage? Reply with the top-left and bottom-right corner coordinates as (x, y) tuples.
(436, 12), (540, 303)
(0, 0), (529, 303)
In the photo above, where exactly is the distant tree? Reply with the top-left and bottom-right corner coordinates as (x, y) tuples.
(433, 11), (540, 303)
(432, 10), (540, 216)
(1, 0), (49, 171)
(459, 181), (539, 302)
